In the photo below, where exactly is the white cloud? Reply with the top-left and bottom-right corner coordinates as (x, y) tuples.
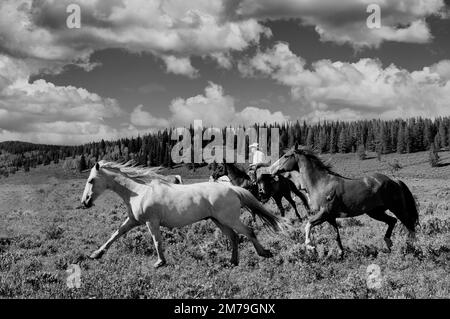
(0, 0), (445, 78)
(161, 55), (199, 78)
(168, 82), (289, 127)
(235, 0), (445, 48)
(0, 0), (271, 76)
(130, 105), (170, 127)
(0, 54), (136, 145)
(237, 107), (288, 125)
(239, 42), (450, 121)
(209, 52), (233, 70)
(429, 60), (450, 81)
(169, 82), (235, 126)
(0, 53), (287, 145)
(128, 83), (289, 130)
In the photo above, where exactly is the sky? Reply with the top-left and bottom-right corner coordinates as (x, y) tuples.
(0, 0), (449, 145)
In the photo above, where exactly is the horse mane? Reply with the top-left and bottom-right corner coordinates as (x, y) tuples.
(294, 148), (351, 180)
(98, 160), (171, 185)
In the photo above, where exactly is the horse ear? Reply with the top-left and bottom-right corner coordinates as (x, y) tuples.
(95, 162), (100, 171)
(294, 142), (299, 150)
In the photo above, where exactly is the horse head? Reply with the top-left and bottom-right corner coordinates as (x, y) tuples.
(256, 173), (276, 203)
(81, 162), (108, 208)
(270, 148), (300, 176)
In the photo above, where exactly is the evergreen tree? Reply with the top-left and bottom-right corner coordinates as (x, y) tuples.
(329, 127), (338, 154)
(280, 129), (289, 150)
(434, 134), (441, 150)
(78, 154), (87, 172)
(306, 128), (314, 149)
(397, 125), (406, 154)
(379, 124), (391, 154)
(338, 129), (347, 153)
(423, 119), (433, 150)
(439, 120), (447, 149)
(318, 128), (328, 153)
(405, 125), (412, 153)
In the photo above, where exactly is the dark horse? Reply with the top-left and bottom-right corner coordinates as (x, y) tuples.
(212, 163), (310, 220)
(270, 147), (419, 257)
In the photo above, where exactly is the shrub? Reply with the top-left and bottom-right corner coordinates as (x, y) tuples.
(429, 146), (441, 167)
(375, 144), (382, 161)
(357, 145), (367, 160)
(388, 159), (402, 173)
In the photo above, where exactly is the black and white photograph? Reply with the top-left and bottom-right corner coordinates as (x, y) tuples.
(0, 0), (449, 304)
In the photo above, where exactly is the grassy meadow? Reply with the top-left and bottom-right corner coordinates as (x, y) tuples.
(0, 151), (449, 298)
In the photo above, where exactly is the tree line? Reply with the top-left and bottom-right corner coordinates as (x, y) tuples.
(1, 117), (450, 175)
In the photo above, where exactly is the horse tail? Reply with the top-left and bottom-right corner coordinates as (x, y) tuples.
(229, 186), (291, 235)
(285, 178), (310, 212)
(397, 180), (419, 232)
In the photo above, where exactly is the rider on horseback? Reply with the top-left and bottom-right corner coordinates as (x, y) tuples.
(249, 143), (268, 184)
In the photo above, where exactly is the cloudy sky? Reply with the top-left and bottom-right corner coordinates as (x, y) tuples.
(0, 0), (449, 145)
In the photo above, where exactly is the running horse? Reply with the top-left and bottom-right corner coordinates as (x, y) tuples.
(80, 161), (289, 267)
(270, 147), (419, 257)
(212, 163), (310, 220)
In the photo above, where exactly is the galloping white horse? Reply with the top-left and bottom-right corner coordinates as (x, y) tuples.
(81, 161), (288, 267)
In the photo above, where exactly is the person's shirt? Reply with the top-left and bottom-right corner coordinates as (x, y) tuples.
(251, 150), (266, 165)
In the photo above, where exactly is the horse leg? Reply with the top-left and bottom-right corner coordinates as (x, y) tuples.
(250, 211), (256, 223)
(288, 181), (311, 214)
(283, 192), (302, 221)
(366, 209), (397, 251)
(328, 218), (344, 258)
(211, 219), (239, 266)
(146, 220), (166, 268)
(273, 195), (285, 217)
(90, 217), (138, 259)
(305, 209), (328, 251)
(228, 221), (272, 258)
(249, 185), (258, 222)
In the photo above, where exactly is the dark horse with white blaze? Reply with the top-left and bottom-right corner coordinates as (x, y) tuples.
(270, 147), (419, 257)
(212, 162), (310, 220)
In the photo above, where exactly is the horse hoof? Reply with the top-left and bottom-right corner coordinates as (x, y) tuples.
(230, 259), (239, 266)
(305, 244), (315, 251)
(89, 250), (104, 259)
(153, 259), (166, 268)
